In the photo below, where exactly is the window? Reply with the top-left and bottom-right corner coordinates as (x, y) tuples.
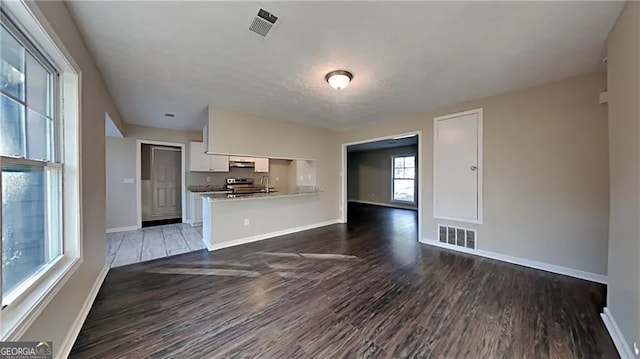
(1, 12), (63, 304)
(0, 3), (80, 340)
(392, 155), (416, 202)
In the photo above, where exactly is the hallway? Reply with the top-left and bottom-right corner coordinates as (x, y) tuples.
(107, 224), (205, 267)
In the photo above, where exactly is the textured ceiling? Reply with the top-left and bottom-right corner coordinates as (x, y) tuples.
(67, 1), (624, 132)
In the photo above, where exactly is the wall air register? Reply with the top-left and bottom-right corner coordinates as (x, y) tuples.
(438, 224), (476, 249)
(249, 9), (278, 37)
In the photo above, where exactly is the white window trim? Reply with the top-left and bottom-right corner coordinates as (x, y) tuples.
(391, 154), (417, 204)
(1, 1), (82, 340)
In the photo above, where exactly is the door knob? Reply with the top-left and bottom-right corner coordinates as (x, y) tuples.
(470, 166), (477, 171)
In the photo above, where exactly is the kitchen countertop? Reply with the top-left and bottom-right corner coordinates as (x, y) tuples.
(202, 190), (321, 202)
(187, 185), (229, 193)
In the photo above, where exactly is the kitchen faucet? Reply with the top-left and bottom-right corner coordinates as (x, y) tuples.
(260, 175), (270, 193)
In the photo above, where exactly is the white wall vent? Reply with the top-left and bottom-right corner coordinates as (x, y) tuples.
(438, 224), (476, 249)
(249, 9), (278, 37)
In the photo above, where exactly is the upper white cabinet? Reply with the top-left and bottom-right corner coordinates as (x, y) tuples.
(188, 142), (209, 172)
(229, 156), (250, 162)
(290, 160), (316, 186)
(254, 158), (269, 173)
(210, 154), (230, 172)
(188, 141), (229, 172)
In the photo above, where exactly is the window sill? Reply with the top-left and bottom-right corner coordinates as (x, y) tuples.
(1, 255), (82, 340)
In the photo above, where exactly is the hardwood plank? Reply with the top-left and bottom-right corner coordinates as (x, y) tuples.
(71, 203), (617, 358)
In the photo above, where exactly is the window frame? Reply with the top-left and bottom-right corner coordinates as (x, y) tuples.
(0, 2), (82, 341)
(391, 154), (416, 203)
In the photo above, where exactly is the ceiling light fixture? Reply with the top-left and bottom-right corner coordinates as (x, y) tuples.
(325, 70), (353, 90)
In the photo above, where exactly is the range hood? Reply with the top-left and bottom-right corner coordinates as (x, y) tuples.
(229, 159), (255, 168)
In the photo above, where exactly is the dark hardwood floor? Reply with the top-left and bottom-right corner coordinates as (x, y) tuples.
(70, 203), (618, 358)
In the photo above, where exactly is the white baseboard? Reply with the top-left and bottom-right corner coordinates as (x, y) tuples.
(203, 219), (341, 252)
(601, 307), (635, 359)
(348, 199), (417, 211)
(105, 225), (138, 233)
(420, 238), (607, 284)
(57, 265), (109, 359)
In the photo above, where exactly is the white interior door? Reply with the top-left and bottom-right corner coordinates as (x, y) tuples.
(434, 109), (482, 223)
(152, 147), (182, 218)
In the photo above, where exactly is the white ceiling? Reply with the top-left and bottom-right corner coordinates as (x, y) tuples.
(105, 113), (123, 138)
(348, 136), (418, 153)
(67, 1), (624, 132)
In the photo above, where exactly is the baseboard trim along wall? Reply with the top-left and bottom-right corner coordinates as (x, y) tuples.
(420, 238), (608, 284)
(105, 225), (138, 233)
(202, 220), (341, 252)
(57, 265), (109, 359)
(601, 307), (635, 359)
(348, 199), (417, 211)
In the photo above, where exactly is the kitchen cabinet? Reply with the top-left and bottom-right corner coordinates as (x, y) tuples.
(290, 160), (316, 186)
(254, 158), (269, 173)
(188, 192), (204, 225)
(210, 154), (229, 172)
(188, 191), (231, 225)
(188, 141), (229, 172)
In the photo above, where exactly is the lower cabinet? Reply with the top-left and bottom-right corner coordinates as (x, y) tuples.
(188, 193), (204, 225)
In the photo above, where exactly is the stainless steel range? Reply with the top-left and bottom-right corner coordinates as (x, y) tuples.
(226, 178), (260, 194)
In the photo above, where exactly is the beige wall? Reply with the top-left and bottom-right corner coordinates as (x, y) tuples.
(338, 71), (609, 275)
(348, 146), (418, 208)
(127, 123), (202, 143)
(18, 1), (126, 356)
(106, 138), (137, 228)
(105, 125), (202, 229)
(606, 1), (640, 354)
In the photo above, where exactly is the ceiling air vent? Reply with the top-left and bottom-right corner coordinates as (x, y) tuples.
(249, 9), (278, 37)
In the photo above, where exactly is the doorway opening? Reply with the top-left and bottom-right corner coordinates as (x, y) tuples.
(341, 131), (423, 239)
(136, 140), (186, 228)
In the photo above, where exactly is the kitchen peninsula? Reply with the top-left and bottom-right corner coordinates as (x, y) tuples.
(193, 107), (340, 251)
(187, 140), (328, 250)
(201, 186), (324, 250)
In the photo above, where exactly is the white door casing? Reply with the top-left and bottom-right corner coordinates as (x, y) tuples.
(434, 109), (483, 224)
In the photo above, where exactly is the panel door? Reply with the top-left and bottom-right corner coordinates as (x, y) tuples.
(434, 110), (481, 222)
(152, 147), (182, 217)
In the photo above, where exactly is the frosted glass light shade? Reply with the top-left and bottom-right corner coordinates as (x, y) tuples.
(325, 70), (353, 90)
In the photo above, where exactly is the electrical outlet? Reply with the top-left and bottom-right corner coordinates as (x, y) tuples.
(206, 176), (211, 183)
(300, 175), (304, 181)
(244, 218), (250, 226)
(275, 176), (279, 181)
(634, 342), (639, 356)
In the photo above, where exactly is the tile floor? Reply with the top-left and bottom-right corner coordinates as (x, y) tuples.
(107, 224), (206, 267)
